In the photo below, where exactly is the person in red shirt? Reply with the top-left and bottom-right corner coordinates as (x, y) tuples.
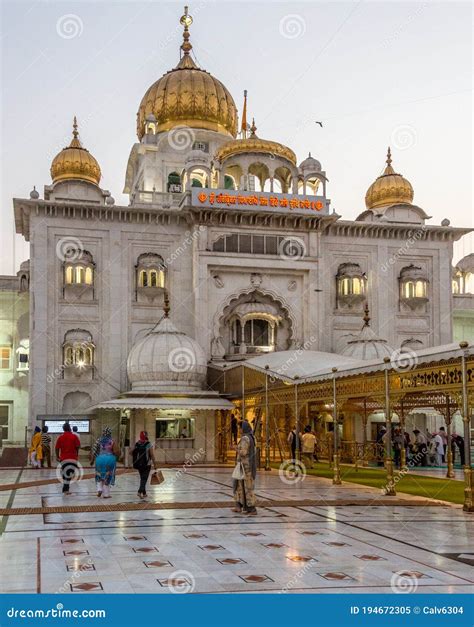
(55, 422), (80, 495)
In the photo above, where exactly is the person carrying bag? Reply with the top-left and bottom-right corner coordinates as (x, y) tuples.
(130, 431), (159, 499)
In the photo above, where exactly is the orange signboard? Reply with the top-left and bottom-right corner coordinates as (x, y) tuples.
(191, 188), (327, 214)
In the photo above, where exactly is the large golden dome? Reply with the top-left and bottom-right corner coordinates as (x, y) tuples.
(136, 8), (237, 140)
(51, 118), (101, 186)
(365, 148), (414, 210)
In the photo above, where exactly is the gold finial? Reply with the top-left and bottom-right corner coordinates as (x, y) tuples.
(73, 116), (79, 139)
(69, 116), (82, 148)
(241, 90), (248, 138)
(163, 289), (170, 318)
(363, 302), (371, 327)
(250, 117), (257, 138)
(386, 146), (392, 167)
(180, 6), (193, 57)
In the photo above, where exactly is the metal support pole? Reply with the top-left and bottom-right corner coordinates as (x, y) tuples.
(383, 357), (396, 496)
(265, 369), (270, 470)
(460, 342), (473, 512)
(241, 364), (245, 423)
(332, 367), (341, 485)
(445, 394), (455, 479)
(294, 377), (300, 462)
(400, 400), (407, 471)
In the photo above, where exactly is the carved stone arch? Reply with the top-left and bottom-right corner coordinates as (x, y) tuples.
(62, 390), (92, 413)
(211, 287), (299, 358)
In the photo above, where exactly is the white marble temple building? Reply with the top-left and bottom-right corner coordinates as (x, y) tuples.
(6, 9), (473, 457)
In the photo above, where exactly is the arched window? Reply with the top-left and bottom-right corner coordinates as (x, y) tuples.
(64, 251), (95, 288)
(62, 330), (94, 370)
(191, 178), (203, 188)
(399, 265), (429, 307)
(224, 175), (235, 190)
(336, 263), (367, 307)
(167, 172), (182, 193)
(136, 253), (166, 295)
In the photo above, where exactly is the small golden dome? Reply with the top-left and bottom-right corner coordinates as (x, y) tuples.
(365, 147), (414, 210)
(215, 119), (296, 165)
(51, 118), (101, 186)
(136, 8), (237, 139)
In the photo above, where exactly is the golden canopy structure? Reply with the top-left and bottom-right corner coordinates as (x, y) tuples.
(50, 117), (101, 186)
(136, 7), (238, 139)
(365, 147), (414, 210)
(215, 119), (297, 166)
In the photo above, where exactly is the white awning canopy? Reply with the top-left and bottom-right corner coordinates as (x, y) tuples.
(211, 343), (473, 384)
(88, 395), (234, 412)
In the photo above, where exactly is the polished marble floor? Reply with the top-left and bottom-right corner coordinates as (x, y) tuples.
(0, 467), (472, 594)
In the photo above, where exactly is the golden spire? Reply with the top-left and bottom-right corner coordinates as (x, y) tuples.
(249, 117), (257, 138)
(383, 146), (395, 175)
(241, 90), (248, 138)
(70, 116), (82, 148)
(163, 290), (170, 318)
(180, 6), (193, 57)
(363, 303), (371, 327)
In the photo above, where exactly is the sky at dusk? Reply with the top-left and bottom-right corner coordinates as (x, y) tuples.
(1, 0), (472, 274)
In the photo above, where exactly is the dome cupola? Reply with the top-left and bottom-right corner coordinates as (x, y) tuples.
(341, 305), (394, 360)
(136, 7), (238, 140)
(50, 117), (101, 186)
(365, 147), (414, 210)
(127, 293), (207, 393)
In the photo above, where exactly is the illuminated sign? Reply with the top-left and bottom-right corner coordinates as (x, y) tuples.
(44, 420), (90, 434)
(191, 188), (329, 215)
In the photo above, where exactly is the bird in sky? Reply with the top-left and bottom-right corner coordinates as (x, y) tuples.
(315, 121), (323, 127)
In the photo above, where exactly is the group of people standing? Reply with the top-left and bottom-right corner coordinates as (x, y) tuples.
(287, 425), (318, 467)
(29, 423), (159, 498)
(378, 426), (466, 468)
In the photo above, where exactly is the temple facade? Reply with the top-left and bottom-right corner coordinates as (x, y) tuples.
(4, 8), (473, 459)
